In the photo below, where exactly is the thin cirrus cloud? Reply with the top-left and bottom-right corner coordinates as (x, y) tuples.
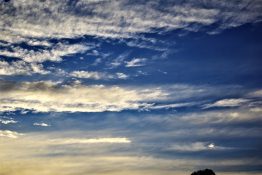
(0, 43), (89, 63)
(0, 80), (259, 113)
(33, 122), (50, 127)
(203, 98), (250, 109)
(0, 42), (90, 76)
(144, 102), (197, 110)
(0, 80), (166, 113)
(0, 0), (261, 44)
(126, 58), (147, 67)
(248, 89), (262, 98)
(70, 71), (106, 80)
(70, 71), (129, 80)
(0, 129), (131, 145)
(1, 0), (260, 78)
(164, 142), (229, 152)
(179, 109), (262, 125)
(50, 137), (131, 144)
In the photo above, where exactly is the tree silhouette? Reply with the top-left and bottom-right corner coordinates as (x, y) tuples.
(191, 169), (216, 175)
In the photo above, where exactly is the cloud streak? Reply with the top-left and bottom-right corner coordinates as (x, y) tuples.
(126, 58), (147, 67)
(70, 71), (129, 80)
(0, 43), (89, 63)
(0, 80), (166, 113)
(203, 98), (250, 109)
(33, 122), (50, 127)
(50, 137), (131, 144)
(1, 0), (261, 44)
(0, 80), (259, 113)
(165, 142), (230, 152)
(0, 0), (261, 78)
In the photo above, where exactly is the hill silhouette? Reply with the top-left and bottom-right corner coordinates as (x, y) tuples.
(191, 169), (216, 175)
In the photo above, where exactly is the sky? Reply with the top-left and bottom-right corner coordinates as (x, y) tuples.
(0, 0), (262, 175)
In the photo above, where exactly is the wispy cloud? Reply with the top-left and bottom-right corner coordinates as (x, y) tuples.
(70, 71), (129, 80)
(50, 137), (131, 144)
(33, 122), (50, 127)
(0, 43), (89, 63)
(126, 58), (147, 67)
(0, 81), (256, 113)
(0, 80), (166, 113)
(0, 0), (261, 80)
(109, 52), (130, 68)
(248, 89), (262, 98)
(0, 42), (90, 76)
(1, 0), (261, 44)
(70, 71), (105, 80)
(144, 102), (197, 110)
(116, 72), (129, 79)
(0, 61), (49, 76)
(250, 107), (262, 112)
(165, 142), (229, 152)
(180, 109), (262, 125)
(0, 118), (17, 125)
(203, 98), (250, 109)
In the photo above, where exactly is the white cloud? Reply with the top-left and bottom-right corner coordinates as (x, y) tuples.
(180, 109), (261, 125)
(165, 142), (227, 152)
(0, 81), (166, 113)
(0, 130), (23, 138)
(70, 71), (104, 80)
(0, 61), (49, 76)
(124, 37), (168, 52)
(0, 42), (90, 76)
(166, 142), (208, 152)
(0, 0), (260, 44)
(126, 58), (147, 67)
(0, 43), (89, 63)
(250, 107), (262, 112)
(116, 72), (128, 79)
(26, 40), (52, 47)
(70, 71), (129, 80)
(109, 52), (130, 68)
(145, 102), (196, 110)
(0, 81), (256, 113)
(208, 143), (215, 149)
(50, 137), (131, 144)
(203, 98), (250, 108)
(33, 122), (50, 127)
(0, 119), (17, 125)
(248, 89), (262, 97)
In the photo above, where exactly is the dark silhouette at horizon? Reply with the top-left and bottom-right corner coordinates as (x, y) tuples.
(191, 169), (216, 175)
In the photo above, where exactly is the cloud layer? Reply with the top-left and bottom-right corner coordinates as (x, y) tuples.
(0, 80), (260, 113)
(1, 0), (261, 77)
(1, 0), (261, 43)
(0, 81), (166, 112)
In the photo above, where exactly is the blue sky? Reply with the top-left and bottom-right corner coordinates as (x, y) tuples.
(0, 0), (262, 175)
